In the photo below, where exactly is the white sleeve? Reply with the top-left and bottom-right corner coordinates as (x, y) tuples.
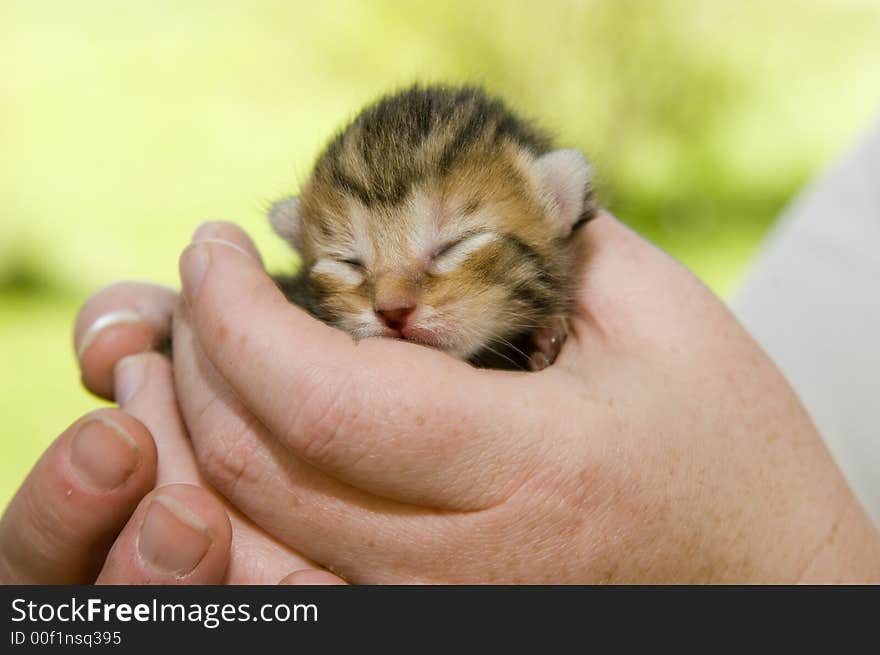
(733, 117), (880, 526)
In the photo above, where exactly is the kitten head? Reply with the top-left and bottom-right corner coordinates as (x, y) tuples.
(270, 86), (594, 364)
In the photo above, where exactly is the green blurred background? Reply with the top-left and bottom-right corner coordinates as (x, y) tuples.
(2, 0), (879, 509)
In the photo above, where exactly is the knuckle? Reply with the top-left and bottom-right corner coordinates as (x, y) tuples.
(289, 378), (368, 471)
(195, 417), (264, 496)
(296, 394), (351, 468)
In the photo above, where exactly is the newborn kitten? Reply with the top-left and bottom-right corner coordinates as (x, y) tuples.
(269, 85), (596, 370)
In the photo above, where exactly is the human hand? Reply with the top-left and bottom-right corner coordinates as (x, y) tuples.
(0, 272), (343, 585)
(0, 404), (237, 584)
(168, 212), (880, 584)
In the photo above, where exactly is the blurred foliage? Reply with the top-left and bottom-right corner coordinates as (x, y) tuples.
(2, 0), (879, 508)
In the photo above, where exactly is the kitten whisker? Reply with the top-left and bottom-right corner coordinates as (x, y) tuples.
(488, 335), (532, 363)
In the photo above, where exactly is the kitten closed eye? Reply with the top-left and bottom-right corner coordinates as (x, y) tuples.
(432, 239), (464, 260)
(430, 232), (496, 273)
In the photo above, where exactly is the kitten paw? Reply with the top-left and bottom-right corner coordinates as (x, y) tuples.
(528, 317), (568, 371)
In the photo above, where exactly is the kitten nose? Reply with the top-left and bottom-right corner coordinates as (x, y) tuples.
(375, 305), (415, 331)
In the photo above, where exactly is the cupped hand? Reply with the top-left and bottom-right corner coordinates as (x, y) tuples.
(169, 213), (880, 584)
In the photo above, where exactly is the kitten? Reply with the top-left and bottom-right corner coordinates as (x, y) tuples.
(269, 85), (596, 370)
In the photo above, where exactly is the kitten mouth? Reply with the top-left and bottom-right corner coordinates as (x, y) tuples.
(367, 324), (455, 354)
(376, 326), (436, 346)
(400, 326), (455, 351)
(402, 333), (437, 346)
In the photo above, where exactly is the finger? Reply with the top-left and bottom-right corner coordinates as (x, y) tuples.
(75, 282), (177, 399)
(221, 518), (320, 585)
(279, 569), (348, 585)
(97, 484), (231, 584)
(0, 409), (157, 584)
(178, 233), (557, 509)
(115, 352), (202, 486)
(115, 350), (321, 583)
(191, 220), (264, 265)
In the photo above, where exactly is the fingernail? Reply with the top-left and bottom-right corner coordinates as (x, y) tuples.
(76, 310), (144, 360)
(114, 355), (146, 406)
(281, 569), (347, 585)
(192, 221), (221, 241)
(138, 496), (212, 576)
(192, 222), (246, 245)
(70, 417), (140, 490)
(180, 243), (210, 300)
(192, 222), (264, 267)
(192, 237), (256, 262)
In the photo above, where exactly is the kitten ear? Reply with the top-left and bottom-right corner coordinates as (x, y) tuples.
(532, 149), (592, 236)
(269, 196), (303, 250)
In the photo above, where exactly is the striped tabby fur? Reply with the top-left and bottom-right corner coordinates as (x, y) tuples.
(271, 85), (596, 370)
